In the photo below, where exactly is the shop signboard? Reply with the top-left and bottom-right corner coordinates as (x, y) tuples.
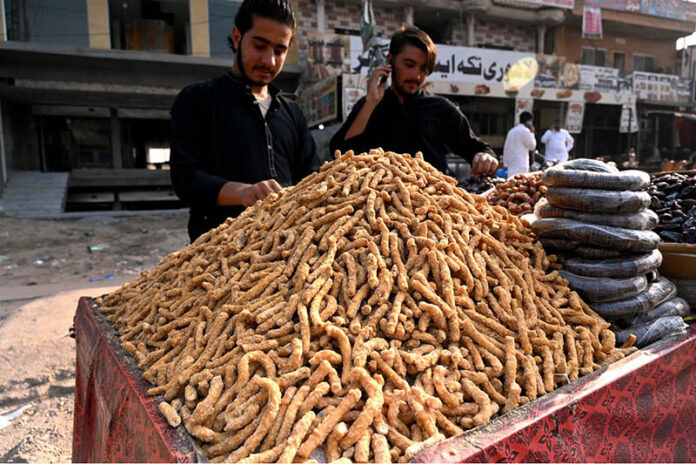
(298, 76), (338, 127)
(349, 36), (537, 88)
(633, 71), (693, 104)
(429, 45), (535, 86)
(339, 35), (645, 106)
(675, 78), (693, 104)
(515, 98), (534, 125)
(565, 101), (585, 134)
(578, 65), (619, 92)
(341, 74), (367, 120)
(641, 0), (686, 21)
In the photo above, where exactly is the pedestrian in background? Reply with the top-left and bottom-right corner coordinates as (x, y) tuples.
(541, 119), (574, 163)
(503, 111), (536, 177)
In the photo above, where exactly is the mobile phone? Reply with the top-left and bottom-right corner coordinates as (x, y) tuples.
(379, 60), (393, 85)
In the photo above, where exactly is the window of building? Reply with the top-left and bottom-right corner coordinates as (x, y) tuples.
(146, 148), (170, 169)
(581, 47), (606, 66)
(108, 0), (190, 54)
(613, 52), (626, 71)
(4, 0), (89, 46)
(634, 54), (656, 72)
(209, 0), (241, 58)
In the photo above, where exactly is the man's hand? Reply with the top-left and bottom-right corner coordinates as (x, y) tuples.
(240, 179), (282, 206)
(471, 152), (499, 176)
(366, 64), (392, 105)
(218, 179), (282, 207)
(343, 65), (392, 141)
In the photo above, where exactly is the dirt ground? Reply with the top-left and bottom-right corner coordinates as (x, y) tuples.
(0, 211), (189, 462)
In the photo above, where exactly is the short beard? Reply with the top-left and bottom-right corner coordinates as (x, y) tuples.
(393, 81), (419, 99)
(235, 35), (269, 87)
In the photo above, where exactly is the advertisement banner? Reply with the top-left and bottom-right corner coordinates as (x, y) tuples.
(582, 7), (603, 39)
(429, 44), (535, 87)
(641, 0), (686, 21)
(584, 0), (640, 12)
(535, 54), (567, 89)
(633, 71), (692, 104)
(349, 35), (390, 76)
(578, 65), (619, 92)
(335, 34), (690, 107)
(515, 98), (534, 125)
(298, 76), (338, 127)
(515, 0), (574, 8)
(349, 36), (537, 89)
(565, 101), (585, 134)
(620, 104), (638, 133)
(342, 74), (367, 120)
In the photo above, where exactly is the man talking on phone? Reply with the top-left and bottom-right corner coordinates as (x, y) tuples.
(330, 26), (498, 176)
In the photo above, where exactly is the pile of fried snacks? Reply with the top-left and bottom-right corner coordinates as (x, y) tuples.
(487, 172), (546, 216)
(98, 149), (633, 463)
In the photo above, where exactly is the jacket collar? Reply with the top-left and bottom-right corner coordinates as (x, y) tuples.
(225, 70), (282, 103)
(385, 87), (425, 106)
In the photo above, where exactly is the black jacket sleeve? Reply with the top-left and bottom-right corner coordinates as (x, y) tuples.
(330, 97), (374, 156)
(170, 86), (229, 209)
(446, 101), (496, 163)
(291, 104), (320, 183)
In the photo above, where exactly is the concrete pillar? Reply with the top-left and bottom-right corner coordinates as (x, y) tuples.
(87, 0), (111, 49)
(286, 0), (299, 66)
(317, 0), (326, 32)
(537, 25), (546, 54)
(466, 14), (475, 47)
(0, 0), (7, 41)
(0, 99), (7, 187)
(110, 108), (123, 170)
(189, 0), (210, 57)
(404, 5), (414, 26)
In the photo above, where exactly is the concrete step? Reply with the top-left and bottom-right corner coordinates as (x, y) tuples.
(0, 171), (69, 218)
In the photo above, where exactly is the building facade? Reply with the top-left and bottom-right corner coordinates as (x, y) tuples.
(0, 0), (694, 204)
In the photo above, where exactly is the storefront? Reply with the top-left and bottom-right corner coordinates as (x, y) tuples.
(298, 34), (664, 165)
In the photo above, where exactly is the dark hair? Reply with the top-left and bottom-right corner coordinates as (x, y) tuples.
(520, 111), (534, 124)
(227, 0), (296, 52)
(389, 25), (437, 75)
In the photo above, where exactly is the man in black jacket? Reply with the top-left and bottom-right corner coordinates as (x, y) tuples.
(171, 0), (317, 242)
(330, 26), (497, 176)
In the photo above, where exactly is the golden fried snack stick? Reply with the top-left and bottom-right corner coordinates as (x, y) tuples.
(277, 411), (316, 464)
(326, 422), (349, 462)
(297, 388), (362, 458)
(341, 367), (384, 449)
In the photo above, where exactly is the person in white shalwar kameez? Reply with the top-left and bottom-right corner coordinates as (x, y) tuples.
(541, 119), (574, 163)
(503, 111), (536, 177)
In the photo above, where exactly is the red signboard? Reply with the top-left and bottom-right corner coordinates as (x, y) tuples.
(582, 6), (603, 39)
